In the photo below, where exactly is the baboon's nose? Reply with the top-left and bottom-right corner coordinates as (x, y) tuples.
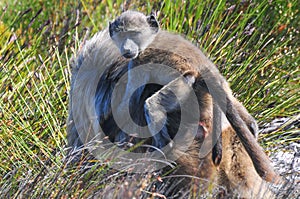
(122, 39), (139, 59)
(122, 51), (138, 59)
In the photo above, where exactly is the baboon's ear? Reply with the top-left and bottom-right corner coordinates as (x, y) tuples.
(147, 13), (159, 33)
(108, 22), (116, 37)
(109, 21), (113, 37)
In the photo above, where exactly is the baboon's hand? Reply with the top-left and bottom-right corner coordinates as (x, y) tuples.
(115, 131), (129, 145)
(67, 114), (84, 148)
(236, 102), (259, 139)
(247, 115), (259, 138)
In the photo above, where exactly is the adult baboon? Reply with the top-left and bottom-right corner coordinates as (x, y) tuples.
(67, 10), (280, 197)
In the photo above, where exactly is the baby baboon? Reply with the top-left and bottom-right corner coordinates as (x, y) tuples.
(67, 10), (280, 197)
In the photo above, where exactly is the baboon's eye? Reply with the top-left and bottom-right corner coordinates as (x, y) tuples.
(114, 19), (124, 31)
(114, 26), (121, 32)
(147, 14), (159, 32)
(109, 20), (123, 37)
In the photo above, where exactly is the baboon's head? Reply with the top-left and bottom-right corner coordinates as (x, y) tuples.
(109, 11), (159, 59)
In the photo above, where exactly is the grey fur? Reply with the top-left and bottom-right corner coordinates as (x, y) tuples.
(109, 11), (159, 58)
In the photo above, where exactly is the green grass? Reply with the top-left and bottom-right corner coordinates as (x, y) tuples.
(0, 0), (299, 198)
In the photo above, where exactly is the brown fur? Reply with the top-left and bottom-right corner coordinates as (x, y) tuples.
(161, 121), (274, 198)
(218, 125), (274, 198)
(143, 32), (280, 183)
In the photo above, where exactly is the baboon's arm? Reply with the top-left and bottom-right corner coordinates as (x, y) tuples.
(144, 73), (195, 148)
(212, 102), (222, 166)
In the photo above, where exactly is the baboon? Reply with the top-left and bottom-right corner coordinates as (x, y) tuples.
(67, 10), (280, 197)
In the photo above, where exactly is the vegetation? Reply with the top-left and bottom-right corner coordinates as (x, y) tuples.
(0, 0), (299, 198)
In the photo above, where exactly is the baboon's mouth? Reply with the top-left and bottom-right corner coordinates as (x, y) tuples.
(123, 52), (139, 59)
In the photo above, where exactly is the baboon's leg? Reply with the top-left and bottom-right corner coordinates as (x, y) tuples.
(212, 101), (222, 166)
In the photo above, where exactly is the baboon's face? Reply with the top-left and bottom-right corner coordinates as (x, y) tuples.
(109, 11), (159, 59)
